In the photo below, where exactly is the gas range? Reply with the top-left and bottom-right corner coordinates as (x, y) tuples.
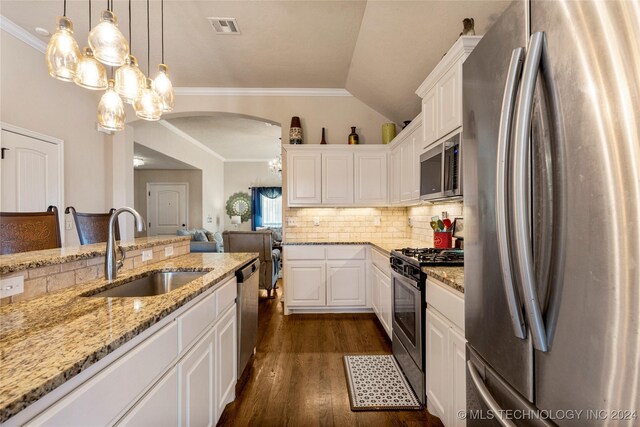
(391, 247), (464, 267)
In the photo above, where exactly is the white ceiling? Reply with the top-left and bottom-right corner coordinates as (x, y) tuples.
(133, 143), (199, 169)
(0, 0), (510, 123)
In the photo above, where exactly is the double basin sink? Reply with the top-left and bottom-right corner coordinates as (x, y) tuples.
(85, 271), (208, 298)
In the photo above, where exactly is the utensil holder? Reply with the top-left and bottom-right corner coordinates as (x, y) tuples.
(434, 231), (453, 249)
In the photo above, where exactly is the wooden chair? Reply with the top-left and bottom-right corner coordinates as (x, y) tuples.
(65, 207), (119, 245)
(0, 206), (62, 254)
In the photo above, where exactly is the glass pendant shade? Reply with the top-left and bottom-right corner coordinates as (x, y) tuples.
(134, 78), (163, 121)
(88, 10), (129, 66)
(115, 55), (145, 103)
(97, 80), (125, 131)
(74, 47), (108, 90)
(152, 64), (174, 112)
(46, 16), (81, 82)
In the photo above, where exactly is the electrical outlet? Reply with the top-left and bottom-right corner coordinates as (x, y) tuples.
(0, 275), (24, 298)
(408, 217), (413, 227)
(373, 217), (381, 226)
(287, 217), (296, 226)
(141, 249), (153, 262)
(313, 217), (320, 226)
(206, 216), (213, 224)
(65, 220), (73, 230)
(164, 246), (174, 257)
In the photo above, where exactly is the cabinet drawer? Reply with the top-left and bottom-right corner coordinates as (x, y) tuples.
(371, 249), (390, 274)
(178, 290), (216, 353)
(426, 278), (464, 332)
(215, 277), (237, 317)
(326, 245), (366, 260)
(285, 245), (326, 260)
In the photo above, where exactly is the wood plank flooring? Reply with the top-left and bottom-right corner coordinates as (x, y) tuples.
(218, 280), (444, 427)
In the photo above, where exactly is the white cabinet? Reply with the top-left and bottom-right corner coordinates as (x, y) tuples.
(399, 122), (422, 204)
(322, 152), (354, 205)
(326, 261), (366, 306)
(410, 124), (423, 201)
(215, 306), (237, 418)
(437, 64), (462, 138)
(287, 151), (322, 206)
(118, 368), (178, 427)
(389, 146), (401, 205)
(371, 263), (392, 339)
(179, 328), (216, 427)
(285, 261), (326, 307)
(354, 152), (388, 205)
(422, 87), (438, 144)
(425, 308), (450, 421)
(449, 327), (467, 427)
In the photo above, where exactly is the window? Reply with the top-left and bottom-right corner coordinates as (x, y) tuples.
(261, 194), (282, 227)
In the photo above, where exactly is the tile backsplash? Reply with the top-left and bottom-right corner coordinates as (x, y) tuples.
(407, 202), (464, 243)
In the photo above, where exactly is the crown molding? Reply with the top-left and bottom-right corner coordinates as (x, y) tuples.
(157, 120), (226, 162)
(0, 15), (47, 53)
(174, 87), (352, 97)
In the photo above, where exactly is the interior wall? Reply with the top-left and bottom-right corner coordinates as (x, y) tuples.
(134, 169), (203, 236)
(0, 31), (108, 245)
(223, 162), (281, 231)
(131, 121), (224, 232)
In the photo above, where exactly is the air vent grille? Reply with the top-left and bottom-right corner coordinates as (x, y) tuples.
(208, 17), (240, 34)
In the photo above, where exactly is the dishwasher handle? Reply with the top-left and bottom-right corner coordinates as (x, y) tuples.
(236, 259), (260, 282)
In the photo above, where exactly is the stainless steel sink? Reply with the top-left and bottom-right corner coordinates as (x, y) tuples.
(87, 271), (208, 298)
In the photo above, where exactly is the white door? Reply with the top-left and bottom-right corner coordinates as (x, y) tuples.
(390, 147), (401, 205)
(438, 64), (462, 137)
(117, 368), (178, 427)
(371, 265), (381, 316)
(379, 269), (392, 339)
(215, 306), (237, 422)
(422, 87), (438, 144)
(326, 261), (366, 306)
(147, 183), (188, 236)
(411, 125), (423, 201)
(449, 327), (467, 427)
(322, 152), (354, 205)
(285, 262), (326, 306)
(0, 128), (62, 214)
(287, 152), (322, 205)
(400, 136), (416, 203)
(425, 307), (449, 422)
(354, 152), (388, 205)
(179, 328), (215, 427)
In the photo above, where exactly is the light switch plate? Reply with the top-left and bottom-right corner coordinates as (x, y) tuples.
(0, 276), (24, 298)
(141, 250), (153, 262)
(373, 217), (381, 226)
(65, 220), (73, 230)
(313, 217), (320, 226)
(164, 246), (174, 257)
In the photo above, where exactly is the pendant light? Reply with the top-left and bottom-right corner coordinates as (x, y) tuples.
(88, 0), (129, 66)
(46, 0), (81, 82)
(74, 0), (107, 90)
(115, 0), (144, 103)
(152, 0), (174, 112)
(97, 78), (125, 131)
(134, 0), (162, 121)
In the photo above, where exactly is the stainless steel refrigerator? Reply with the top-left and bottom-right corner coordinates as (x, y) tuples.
(463, 0), (640, 425)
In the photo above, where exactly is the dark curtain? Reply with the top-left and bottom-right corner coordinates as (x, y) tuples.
(251, 187), (282, 230)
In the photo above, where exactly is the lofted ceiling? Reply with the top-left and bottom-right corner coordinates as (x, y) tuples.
(133, 143), (199, 169)
(0, 0), (510, 123)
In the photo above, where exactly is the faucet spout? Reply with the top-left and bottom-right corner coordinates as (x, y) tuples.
(105, 207), (146, 280)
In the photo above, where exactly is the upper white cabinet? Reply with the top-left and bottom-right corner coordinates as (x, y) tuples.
(287, 151), (322, 205)
(354, 152), (388, 205)
(388, 116), (422, 205)
(389, 146), (401, 205)
(416, 36), (481, 146)
(322, 152), (354, 205)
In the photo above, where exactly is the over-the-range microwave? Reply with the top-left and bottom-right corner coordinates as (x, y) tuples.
(419, 132), (462, 201)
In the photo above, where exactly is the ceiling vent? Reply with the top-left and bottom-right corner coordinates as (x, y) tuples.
(208, 17), (240, 34)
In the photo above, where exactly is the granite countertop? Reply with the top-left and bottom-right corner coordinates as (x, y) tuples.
(0, 252), (258, 422)
(0, 235), (191, 275)
(423, 266), (465, 293)
(283, 239), (431, 256)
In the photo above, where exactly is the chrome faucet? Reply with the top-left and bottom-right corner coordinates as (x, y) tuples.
(105, 207), (145, 280)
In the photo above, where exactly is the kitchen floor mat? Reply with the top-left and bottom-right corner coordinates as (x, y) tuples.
(343, 354), (422, 411)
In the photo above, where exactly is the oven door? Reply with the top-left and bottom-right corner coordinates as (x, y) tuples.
(391, 270), (424, 368)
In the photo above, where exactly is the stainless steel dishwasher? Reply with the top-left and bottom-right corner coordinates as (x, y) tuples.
(236, 259), (260, 381)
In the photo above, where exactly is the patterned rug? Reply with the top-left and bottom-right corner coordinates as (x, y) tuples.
(343, 355), (422, 411)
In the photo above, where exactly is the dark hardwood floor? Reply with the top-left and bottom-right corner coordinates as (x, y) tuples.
(217, 280), (444, 427)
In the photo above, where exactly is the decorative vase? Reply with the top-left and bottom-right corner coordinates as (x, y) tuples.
(320, 127), (327, 144)
(382, 123), (396, 144)
(348, 126), (359, 145)
(289, 116), (303, 144)
(402, 120), (412, 129)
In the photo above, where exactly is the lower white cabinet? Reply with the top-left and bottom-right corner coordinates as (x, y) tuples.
(215, 306), (238, 418)
(180, 328), (216, 427)
(326, 261), (366, 306)
(425, 308), (450, 420)
(449, 327), (467, 427)
(118, 367), (178, 427)
(371, 264), (392, 338)
(285, 262), (326, 306)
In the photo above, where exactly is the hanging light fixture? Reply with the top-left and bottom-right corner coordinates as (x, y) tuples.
(46, 0), (81, 82)
(74, 0), (107, 90)
(115, 0), (144, 103)
(269, 155), (282, 176)
(97, 79), (125, 131)
(134, 0), (163, 121)
(88, 0), (129, 66)
(152, 0), (174, 112)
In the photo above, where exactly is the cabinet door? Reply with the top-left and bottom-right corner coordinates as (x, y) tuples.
(285, 262), (326, 306)
(438, 63), (462, 137)
(118, 368), (178, 427)
(322, 152), (354, 205)
(287, 151), (322, 205)
(371, 265), (381, 315)
(400, 136), (416, 203)
(390, 147), (401, 204)
(422, 87), (438, 144)
(425, 308), (449, 422)
(379, 269), (392, 339)
(326, 261), (366, 306)
(179, 328), (215, 427)
(411, 125), (423, 201)
(354, 152), (388, 205)
(449, 327), (467, 427)
(215, 306), (237, 421)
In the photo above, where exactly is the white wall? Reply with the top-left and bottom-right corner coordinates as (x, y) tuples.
(0, 30), (109, 245)
(131, 121), (224, 232)
(223, 162), (281, 231)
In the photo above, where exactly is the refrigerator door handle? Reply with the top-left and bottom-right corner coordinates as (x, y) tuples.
(512, 31), (549, 352)
(496, 47), (527, 340)
(467, 361), (517, 427)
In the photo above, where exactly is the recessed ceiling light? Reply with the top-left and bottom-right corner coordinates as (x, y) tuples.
(35, 27), (51, 37)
